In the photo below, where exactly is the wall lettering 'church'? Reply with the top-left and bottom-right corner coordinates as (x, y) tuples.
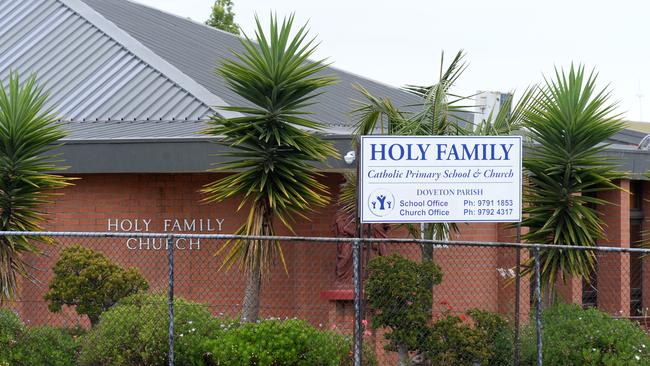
(107, 218), (226, 251)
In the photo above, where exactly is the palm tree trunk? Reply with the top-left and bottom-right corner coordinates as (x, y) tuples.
(420, 223), (437, 322)
(241, 264), (261, 323)
(542, 283), (557, 309)
(240, 200), (271, 324)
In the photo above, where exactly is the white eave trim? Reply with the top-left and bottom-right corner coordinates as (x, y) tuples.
(58, 0), (240, 119)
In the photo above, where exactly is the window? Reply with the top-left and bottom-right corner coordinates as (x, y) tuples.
(630, 181), (644, 316)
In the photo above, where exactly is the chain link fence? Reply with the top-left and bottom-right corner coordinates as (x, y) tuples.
(1, 231), (649, 365)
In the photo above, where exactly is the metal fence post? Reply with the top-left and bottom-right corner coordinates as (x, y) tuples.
(514, 224), (521, 366)
(167, 235), (175, 366)
(353, 238), (362, 366)
(534, 246), (542, 366)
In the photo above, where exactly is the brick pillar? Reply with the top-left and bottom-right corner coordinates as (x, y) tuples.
(597, 179), (630, 317)
(642, 182), (650, 315)
(496, 223), (530, 324)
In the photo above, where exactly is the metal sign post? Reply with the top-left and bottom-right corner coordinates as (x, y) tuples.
(358, 135), (524, 366)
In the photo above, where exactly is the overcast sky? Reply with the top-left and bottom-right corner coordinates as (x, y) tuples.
(136, 0), (650, 121)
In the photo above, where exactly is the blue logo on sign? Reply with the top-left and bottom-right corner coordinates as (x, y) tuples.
(368, 189), (395, 217)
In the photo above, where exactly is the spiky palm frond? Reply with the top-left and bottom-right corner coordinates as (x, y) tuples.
(341, 52), (473, 258)
(0, 73), (73, 302)
(351, 84), (409, 137)
(521, 65), (625, 291)
(401, 50), (474, 136)
(345, 51), (472, 245)
(202, 14), (338, 276)
(395, 51), (471, 245)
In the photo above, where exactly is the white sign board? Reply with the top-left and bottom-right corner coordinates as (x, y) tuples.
(359, 136), (522, 223)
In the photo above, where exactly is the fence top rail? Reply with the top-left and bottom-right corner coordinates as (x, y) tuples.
(0, 230), (648, 254)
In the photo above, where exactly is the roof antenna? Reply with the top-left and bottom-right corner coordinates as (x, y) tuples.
(638, 134), (650, 150)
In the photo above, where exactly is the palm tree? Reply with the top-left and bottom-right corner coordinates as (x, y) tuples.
(349, 50), (534, 256)
(341, 52), (536, 365)
(0, 73), (73, 302)
(341, 56), (535, 366)
(202, 15), (338, 323)
(349, 51), (469, 263)
(521, 65), (624, 296)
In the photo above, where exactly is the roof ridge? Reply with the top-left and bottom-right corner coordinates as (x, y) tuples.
(58, 0), (239, 119)
(103, 0), (409, 99)
(121, 0), (247, 39)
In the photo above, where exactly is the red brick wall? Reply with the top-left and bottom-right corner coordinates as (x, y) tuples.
(12, 171), (644, 365)
(11, 173), (516, 328)
(19, 173), (345, 326)
(597, 179), (631, 316)
(497, 224), (531, 323)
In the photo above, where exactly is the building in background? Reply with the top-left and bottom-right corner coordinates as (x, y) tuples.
(1, 0), (649, 343)
(473, 90), (512, 126)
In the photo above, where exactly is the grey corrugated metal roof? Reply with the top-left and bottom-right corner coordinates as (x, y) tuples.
(0, 0), (231, 124)
(0, 0), (469, 140)
(62, 119), (206, 140)
(5, 0), (642, 147)
(608, 128), (646, 147)
(78, 0), (422, 130)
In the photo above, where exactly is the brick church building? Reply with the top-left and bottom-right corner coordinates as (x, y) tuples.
(3, 0), (650, 333)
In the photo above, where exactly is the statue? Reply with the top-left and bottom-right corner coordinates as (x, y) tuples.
(333, 210), (389, 287)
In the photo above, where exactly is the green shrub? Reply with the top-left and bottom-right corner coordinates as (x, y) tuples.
(79, 293), (222, 366)
(0, 308), (24, 364)
(9, 326), (78, 366)
(329, 331), (378, 366)
(0, 309), (78, 366)
(45, 245), (149, 326)
(425, 314), (491, 366)
(521, 303), (650, 365)
(202, 318), (376, 366)
(467, 308), (513, 366)
(365, 254), (443, 357)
